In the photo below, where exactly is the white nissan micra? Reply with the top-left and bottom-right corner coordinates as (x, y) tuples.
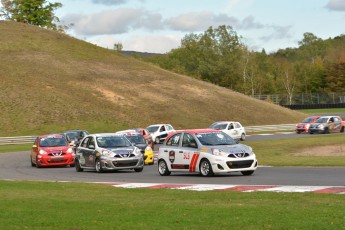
(157, 129), (257, 177)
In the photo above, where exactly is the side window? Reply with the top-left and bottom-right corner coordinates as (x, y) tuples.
(228, 123), (234, 130)
(88, 137), (95, 148)
(167, 125), (173, 131)
(334, 117), (339, 122)
(81, 137), (90, 148)
(182, 133), (197, 148)
(166, 133), (181, 146)
(235, 123), (241, 128)
(160, 126), (166, 132)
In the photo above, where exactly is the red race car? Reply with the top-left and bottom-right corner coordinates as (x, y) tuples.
(31, 134), (75, 168)
(295, 116), (320, 134)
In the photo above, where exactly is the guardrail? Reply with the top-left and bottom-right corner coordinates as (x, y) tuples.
(0, 136), (36, 146)
(0, 124), (296, 146)
(244, 124), (295, 133)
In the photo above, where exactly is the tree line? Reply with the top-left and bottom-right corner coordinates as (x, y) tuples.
(146, 25), (345, 100)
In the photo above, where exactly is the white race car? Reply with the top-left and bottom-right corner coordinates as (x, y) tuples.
(146, 124), (175, 144)
(157, 129), (257, 177)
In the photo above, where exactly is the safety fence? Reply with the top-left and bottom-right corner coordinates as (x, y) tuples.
(0, 124), (296, 146)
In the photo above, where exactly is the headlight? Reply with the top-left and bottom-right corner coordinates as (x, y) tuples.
(305, 124), (310, 129)
(134, 148), (141, 155)
(66, 148), (73, 154)
(39, 149), (47, 155)
(102, 150), (112, 156)
(211, 148), (221, 156)
(318, 124), (324, 129)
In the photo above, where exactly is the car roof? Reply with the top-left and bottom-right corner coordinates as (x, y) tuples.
(90, 133), (122, 137)
(38, 134), (65, 138)
(173, 129), (221, 135)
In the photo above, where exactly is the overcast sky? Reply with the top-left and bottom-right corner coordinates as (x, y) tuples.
(50, 0), (345, 53)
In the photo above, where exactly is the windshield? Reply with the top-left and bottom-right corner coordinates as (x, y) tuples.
(196, 132), (237, 146)
(65, 132), (79, 141)
(301, 117), (315, 123)
(40, 137), (68, 147)
(147, 126), (159, 133)
(96, 136), (132, 148)
(126, 135), (146, 145)
(210, 123), (227, 130)
(315, 117), (329, 123)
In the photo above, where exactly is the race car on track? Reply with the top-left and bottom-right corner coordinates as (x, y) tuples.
(308, 116), (345, 134)
(157, 129), (258, 177)
(31, 134), (75, 168)
(74, 133), (144, 173)
(146, 124), (175, 144)
(209, 121), (246, 141)
(295, 116), (320, 134)
(116, 130), (154, 165)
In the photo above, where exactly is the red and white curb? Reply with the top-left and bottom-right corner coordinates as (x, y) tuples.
(95, 182), (345, 194)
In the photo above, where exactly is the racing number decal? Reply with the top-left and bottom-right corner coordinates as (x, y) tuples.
(169, 151), (175, 163)
(183, 152), (190, 160)
(189, 153), (200, 172)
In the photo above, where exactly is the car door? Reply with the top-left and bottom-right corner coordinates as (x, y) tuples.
(160, 133), (182, 171)
(84, 137), (97, 167)
(332, 117), (341, 132)
(180, 133), (199, 172)
(226, 122), (239, 139)
(76, 136), (95, 167)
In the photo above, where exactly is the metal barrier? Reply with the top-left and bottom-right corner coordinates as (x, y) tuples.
(0, 124), (296, 146)
(0, 136), (36, 146)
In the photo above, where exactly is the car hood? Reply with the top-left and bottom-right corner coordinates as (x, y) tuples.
(107, 147), (135, 154)
(310, 122), (326, 127)
(203, 143), (252, 154)
(134, 144), (148, 150)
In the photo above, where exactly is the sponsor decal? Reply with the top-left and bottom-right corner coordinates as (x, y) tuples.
(169, 150), (175, 163)
(171, 164), (189, 169)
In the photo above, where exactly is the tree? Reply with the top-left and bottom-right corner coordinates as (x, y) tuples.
(0, 0), (63, 30)
(113, 42), (123, 52)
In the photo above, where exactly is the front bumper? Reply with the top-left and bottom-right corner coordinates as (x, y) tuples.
(209, 154), (258, 174)
(37, 155), (75, 167)
(309, 128), (325, 133)
(144, 150), (154, 164)
(99, 156), (144, 170)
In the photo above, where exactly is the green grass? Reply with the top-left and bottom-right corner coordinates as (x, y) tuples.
(0, 144), (32, 153)
(0, 181), (344, 230)
(0, 21), (306, 137)
(298, 108), (345, 115)
(250, 134), (345, 166)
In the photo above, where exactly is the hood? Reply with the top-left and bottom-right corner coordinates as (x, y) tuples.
(134, 144), (148, 150)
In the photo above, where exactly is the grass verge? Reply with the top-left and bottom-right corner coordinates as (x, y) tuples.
(0, 181), (345, 230)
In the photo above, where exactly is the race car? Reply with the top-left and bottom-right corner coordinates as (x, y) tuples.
(309, 116), (345, 134)
(74, 133), (144, 173)
(209, 121), (246, 141)
(146, 124), (175, 144)
(295, 116), (320, 134)
(116, 130), (154, 165)
(31, 134), (75, 168)
(157, 129), (258, 177)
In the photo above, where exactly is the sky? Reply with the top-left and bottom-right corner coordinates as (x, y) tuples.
(12, 0), (345, 53)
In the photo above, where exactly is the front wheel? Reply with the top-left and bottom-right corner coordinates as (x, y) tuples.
(95, 159), (103, 173)
(240, 133), (246, 141)
(134, 167), (143, 172)
(199, 159), (214, 177)
(75, 159), (83, 172)
(35, 157), (41, 168)
(158, 160), (171, 176)
(241, 170), (254, 176)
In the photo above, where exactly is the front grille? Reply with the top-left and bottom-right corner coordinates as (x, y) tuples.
(226, 160), (254, 169)
(228, 153), (250, 158)
(114, 153), (135, 158)
(48, 151), (65, 156)
(112, 160), (138, 167)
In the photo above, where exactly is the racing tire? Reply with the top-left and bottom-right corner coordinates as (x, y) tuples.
(340, 126), (344, 133)
(241, 170), (254, 176)
(75, 159), (83, 172)
(155, 137), (160, 144)
(199, 159), (214, 177)
(134, 167), (143, 172)
(95, 159), (103, 173)
(158, 160), (171, 176)
(240, 133), (246, 141)
(31, 157), (35, 167)
(35, 157), (41, 168)
(324, 128), (329, 134)
(296, 131), (301, 134)
(309, 132), (313, 134)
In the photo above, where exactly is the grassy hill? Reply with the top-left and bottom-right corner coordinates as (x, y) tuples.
(0, 21), (306, 136)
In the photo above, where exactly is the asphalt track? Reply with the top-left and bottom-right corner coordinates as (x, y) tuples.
(1, 132), (344, 193)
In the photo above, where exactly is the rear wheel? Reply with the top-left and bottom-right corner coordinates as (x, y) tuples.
(75, 159), (83, 172)
(30, 157), (35, 167)
(95, 159), (103, 173)
(241, 170), (254, 176)
(158, 160), (171, 176)
(199, 159), (214, 177)
(340, 126), (344, 133)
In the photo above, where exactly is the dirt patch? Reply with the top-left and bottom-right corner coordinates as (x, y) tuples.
(291, 145), (345, 156)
